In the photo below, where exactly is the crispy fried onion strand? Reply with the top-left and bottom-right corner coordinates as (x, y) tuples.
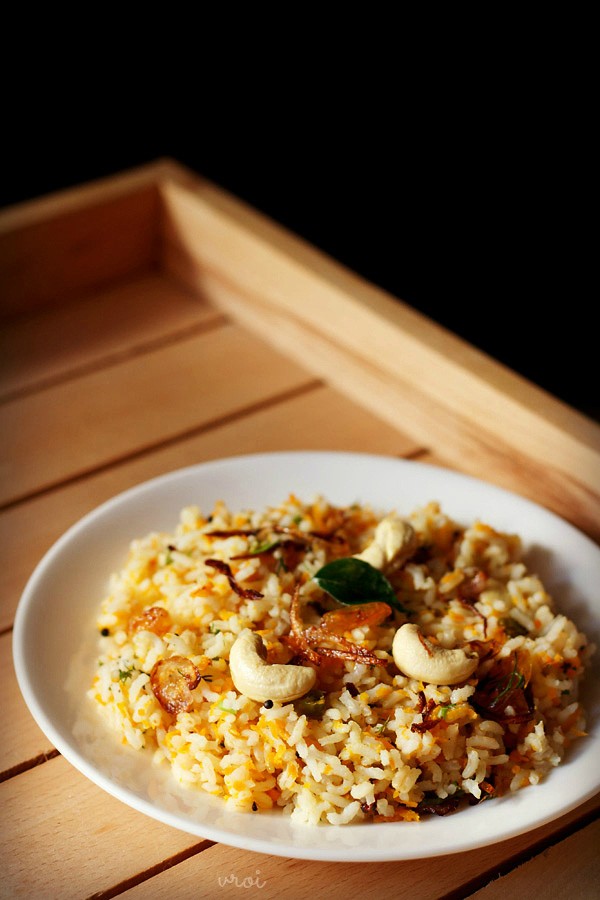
(205, 524), (348, 550)
(204, 559), (264, 600)
(456, 568), (489, 637)
(284, 586), (388, 667)
(411, 691), (439, 733)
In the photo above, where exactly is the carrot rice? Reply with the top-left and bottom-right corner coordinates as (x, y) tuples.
(85, 496), (594, 824)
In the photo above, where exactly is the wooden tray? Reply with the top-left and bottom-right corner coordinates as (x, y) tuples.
(1, 159), (598, 898)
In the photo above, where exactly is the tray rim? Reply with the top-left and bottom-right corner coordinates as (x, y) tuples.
(1, 159), (599, 541)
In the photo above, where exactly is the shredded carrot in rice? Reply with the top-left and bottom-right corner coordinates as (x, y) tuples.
(85, 495), (593, 826)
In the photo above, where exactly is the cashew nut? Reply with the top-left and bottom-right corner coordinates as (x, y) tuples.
(229, 629), (316, 702)
(392, 623), (478, 685)
(354, 514), (417, 572)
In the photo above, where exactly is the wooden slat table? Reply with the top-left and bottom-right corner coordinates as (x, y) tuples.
(1, 160), (598, 899)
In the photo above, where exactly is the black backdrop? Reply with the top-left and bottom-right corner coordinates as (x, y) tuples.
(2, 107), (594, 422)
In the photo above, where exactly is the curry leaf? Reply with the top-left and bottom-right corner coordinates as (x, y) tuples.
(313, 558), (407, 612)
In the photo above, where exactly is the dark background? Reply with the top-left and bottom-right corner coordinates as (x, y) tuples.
(2, 92), (594, 422)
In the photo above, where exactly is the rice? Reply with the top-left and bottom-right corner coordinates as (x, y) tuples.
(87, 495), (594, 824)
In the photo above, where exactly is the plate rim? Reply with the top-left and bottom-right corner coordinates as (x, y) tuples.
(12, 450), (600, 861)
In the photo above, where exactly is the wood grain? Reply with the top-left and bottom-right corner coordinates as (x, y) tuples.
(1, 384), (420, 630)
(3, 160), (599, 900)
(169, 274), (600, 541)
(0, 755), (208, 899)
(117, 795), (600, 900)
(0, 272), (223, 401)
(0, 322), (315, 507)
(0, 631), (56, 778)
(0, 182), (160, 316)
(1, 753), (597, 900)
(160, 173), (600, 540)
(469, 818), (600, 900)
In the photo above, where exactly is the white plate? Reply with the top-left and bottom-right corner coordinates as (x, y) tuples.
(13, 452), (600, 861)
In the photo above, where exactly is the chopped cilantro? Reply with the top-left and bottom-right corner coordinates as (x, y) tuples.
(118, 665), (135, 682)
(374, 715), (391, 734)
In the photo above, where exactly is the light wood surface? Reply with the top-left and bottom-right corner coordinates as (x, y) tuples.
(0, 320), (315, 506)
(0, 273), (223, 401)
(0, 164), (163, 315)
(119, 797), (600, 900)
(0, 373), (418, 632)
(1, 161), (598, 900)
(0, 630), (56, 777)
(469, 819), (600, 900)
(160, 170), (600, 539)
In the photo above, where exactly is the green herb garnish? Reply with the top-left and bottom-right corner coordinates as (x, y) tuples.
(373, 715), (391, 734)
(313, 557), (407, 612)
(247, 538), (282, 556)
(491, 656), (525, 707)
(275, 557), (289, 574)
(118, 665), (135, 682)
